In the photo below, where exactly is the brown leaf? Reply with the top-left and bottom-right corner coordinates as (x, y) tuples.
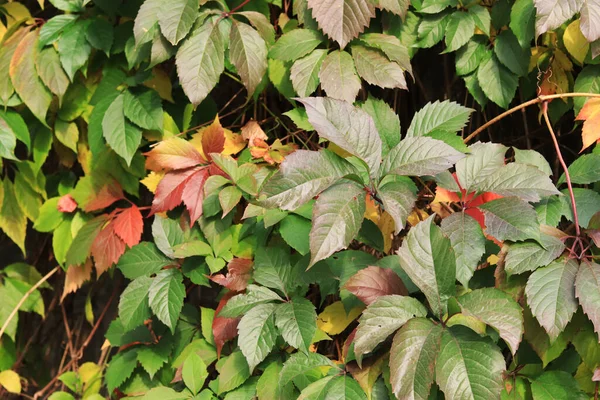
(343, 266), (407, 306)
(210, 258), (253, 291)
(62, 259), (93, 301)
(213, 292), (240, 357)
(241, 120), (268, 147)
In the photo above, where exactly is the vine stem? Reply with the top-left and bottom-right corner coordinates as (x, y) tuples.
(464, 92), (600, 143)
(541, 102), (581, 238)
(0, 266), (59, 339)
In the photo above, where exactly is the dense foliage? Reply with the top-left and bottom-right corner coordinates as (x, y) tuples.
(2, 0), (600, 399)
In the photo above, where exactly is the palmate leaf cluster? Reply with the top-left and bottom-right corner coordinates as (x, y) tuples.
(2, 0), (600, 399)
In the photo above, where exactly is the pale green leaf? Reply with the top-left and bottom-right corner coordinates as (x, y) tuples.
(275, 297), (317, 352)
(478, 163), (560, 202)
(359, 33), (412, 74)
(444, 12), (475, 53)
(54, 119), (79, 153)
(455, 142), (507, 193)
(0, 179), (27, 255)
(533, 0), (582, 36)
(396, 215), (456, 318)
(351, 45), (407, 90)
(319, 50), (361, 104)
(36, 47), (70, 101)
(158, 0), (197, 45)
(514, 148), (553, 176)
(280, 352), (337, 388)
(323, 376), (367, 400)
(230, 21), (268, 96)
(134, 0), (161, 45)
(182, 352), (208, 395)
(505, 232), (565, 275)
(148, 269), (186, 333)
(123, 90), (164, 131)
(478, 197), (540, 242)
(560, 188), (600, 228)
(377, 175), (417, 234)
(291, 49), (327, 97)
(469, 5), (491, 36)
(39, 14), (78, 47)
(269, 29), (324, 62)
(360, 97), (401, 156)
(219, 285), (283, 318)
(307, 0), (375, 48)
(575, 261), (600, 338)
(238, 303), (278, 373)
(406, 100), (473, 137)
(218, 351), (250, 394)
(236, 11), (276, 45)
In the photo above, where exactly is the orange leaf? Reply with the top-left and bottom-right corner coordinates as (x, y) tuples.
(145, 137), (205, 172)
(576, 98), (600, 151)
(201, 116), (226, 159)
(241, 120), (268, 147)
(57, 194), (78, 213)
(113, 205), (144, 247)
(62, 259), (92, 301)
(90, 222), (126, 275)
(83, 180), (124, 212)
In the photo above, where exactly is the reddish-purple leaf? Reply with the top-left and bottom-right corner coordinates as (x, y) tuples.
(113, 205), (144, 247)
(145, 137), (206, 171)
(90, 222), (127, 275)
(181, 168), (210, 224)
(343, 266), (408, 306)
(57, 194), (78, 213)
(151, 167), (200, 215)
(210, 258), (253, 291)
(213, 292), (240, 357)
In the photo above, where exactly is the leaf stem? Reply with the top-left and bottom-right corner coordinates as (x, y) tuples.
(541, 102), (581, 238)
(0, 266), (59, 339)
(464, 92), (600, 143)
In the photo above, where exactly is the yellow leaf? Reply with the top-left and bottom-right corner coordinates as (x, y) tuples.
(529, 46), (549, 72)
(222, 130), (246, 155)
(576, 98), (600, 151)
(328, 142), (352, 158)
(554, 49), (573, 72)
(79, 362), (102, 396)
(447, 313), (487, 335)
(377, 211), (395, 253)
(348, 356), (384, 399)
(364, 195), (379, 224)
(311, 328), (332, 345)
(487, 254), (499, 265)
(62, 260), (92, 301)
(564, 20), (590, 65)
(316, 301), (364, 335)
(141, 171), (165, 194)
(0, 370), (21, 394)
(3, 3), (31, 28)
(0, 22), (6, 41)
(407, 209), (429, 227)
(143, 67), (174, 103)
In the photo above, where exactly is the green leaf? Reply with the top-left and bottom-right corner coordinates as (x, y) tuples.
(291, 49), (327, 97)
(268, 58), (295, 98)
(39, 14), (78, 47)
(105, 349), (138, 392)
(435, 327), (505, 400)
(319, 50), (361, 103)
(279, 214), (311, 255)
(230, 21), (268, 96)
(360, 97), (401, 157)
(418, 0), (457, 14)
(406, 100), (473, 137)
(380, 137), (464, 177)
(525, 257), (578, 342)
(351, 45), (407, 90)
(494, 29), (529, 77)
(117, 242), (173, 280)
(103, 94), (142, 166)
(389, 318), (443, 400)
(463, 72), (488, 107)
(218, 351), (250, 394)
(307, 0), (375, 48)
(176, 16), (225, 107)
(514, 148), (553, 176)
(0, 28), (27, 106)
(531, 371), (587, 400)
(280, 352), (336, 388)
(575, 262), (600, 338)
(444, 12), (474, 53)
(536, 196), (563, 226)
(309, 180), (366, 266)
(136, 337), (172, 379)
(158, 0), (197, 45)
(477, 54), (518, 109)
(416, 12), (449, 48)
(299, 97), (382, 175)
(455, 36), (489, 76)
(142, 387), (190, 400)
(505, 232), (565, 275)
(360, 33), (412, 74)
(456, 288), (524, 354)
(36, 47), (70, 102)
(440, 211), (486, 287)
(354, 295), (427, 362)
(260, 149), (355, 210)
(134, 0), (161, 45)
(58, 20), (92, 81)
(478, 197), (540, 242)
(0, 122), (16, 160)
(322, 376), (367, 400)
(396, 215), (456, 318)
(218, 185), (242, 217)
(574, 66), (600, 115)
(510, 0), (535, 47)
(49, 0), (83, 12)
(560, 154), (600, 185)
(219, 285), (283, 318)
(118, 276), (152, 331)
(560, 188), (600, 228)
(269, 29), (324, 62)
(182, 352), (208, 395)
(469, 4), (491, 36)
(86, 18), (114, 56)
(275, 297), (317, 352)
(253, 245), (292, 295)
(123, 90), (164, 131)
(238, 303), (278, 373)
(377, 175), (417, 234)
(10, 30), (52, 126)
(0, 180), (25, 254)
(54, 119), (79, 153)
(455, 142), (507, 193)
(237, 11), (275, 45)
(148, 269), (186, 333)
(65, 215), (108, 266)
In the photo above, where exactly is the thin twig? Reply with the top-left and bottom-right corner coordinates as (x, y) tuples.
(0, 266), (59, 339)
(464, 92), (600, 143)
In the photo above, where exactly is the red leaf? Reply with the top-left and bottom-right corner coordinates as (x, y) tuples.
(181, 168), (210, 225)
(343, 327), (357, 362)
(201, 116), (225, 159)
(90, 222), (127, 275)
(57, 194), (78, 213)
(84, 181), (125, 212)
(113, 205), (144, 247)
(213, 292), (240, 357)
(145, 137), (206, 172)
(210, 258), (253, 291)
(343, 266), (407, 306)
(151, 167), (200, 215)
